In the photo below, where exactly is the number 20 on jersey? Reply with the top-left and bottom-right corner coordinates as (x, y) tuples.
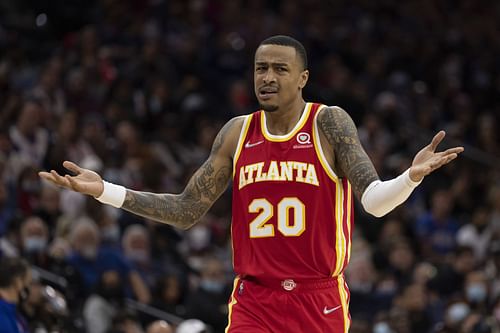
(249, 197), (305, 238)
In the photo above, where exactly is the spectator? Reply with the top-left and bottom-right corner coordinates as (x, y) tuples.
(428, 246), (475, 299)
(146, 320), (173, 333)
(108, 311), (144, 333)
(8, 99), (49, 173)
(457, 206), (495, 261)
(151, 273), (187, 319)
(83, 270), (125, 333)
(415, 189), (459, 259)
(0, 257), (32, 333)
(463, 271), (489, 312)
(122, 224), (160, 288)
(19, 216), (49, 259)
(66, 218), (151, 303)
(184, 256), (230, 333)
(176, 319), (208, 333)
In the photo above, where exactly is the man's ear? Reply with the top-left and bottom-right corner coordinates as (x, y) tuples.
(299, 70), (309, 89)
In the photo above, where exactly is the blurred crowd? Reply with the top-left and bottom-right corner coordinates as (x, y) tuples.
(0, 0), (499, 332)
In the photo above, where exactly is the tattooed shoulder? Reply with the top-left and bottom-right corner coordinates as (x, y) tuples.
(317, 106), (379, 199)
(211, 116), (245, 158)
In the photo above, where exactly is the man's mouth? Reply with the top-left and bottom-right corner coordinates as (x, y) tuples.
(258, 86), (278, 99)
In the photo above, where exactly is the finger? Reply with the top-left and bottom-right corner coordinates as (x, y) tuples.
(441, 146), (464, 155)
(63, 161), (83, 175)
(434, 153), (459, 169)
(429, 130), (446, 151)
(65, 175), (81, 192)
(50, 170), (71, 187)
(38, 171), (57, 183)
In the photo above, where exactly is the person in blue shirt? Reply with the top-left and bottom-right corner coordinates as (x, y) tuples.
(65, 218), (151, 303)
(0, 257), (32, 333)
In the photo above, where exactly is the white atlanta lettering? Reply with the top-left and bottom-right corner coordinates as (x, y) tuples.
(238, 160), (319, 189)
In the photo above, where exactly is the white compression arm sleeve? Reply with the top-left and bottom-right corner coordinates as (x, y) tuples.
(361, 169), (422, 218)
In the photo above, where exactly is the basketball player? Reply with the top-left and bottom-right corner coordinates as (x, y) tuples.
(40, 36), (463, 332)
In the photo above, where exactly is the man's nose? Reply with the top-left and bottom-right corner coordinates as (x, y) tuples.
(263, 70), (276, 84)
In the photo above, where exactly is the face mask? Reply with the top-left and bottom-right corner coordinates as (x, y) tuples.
(373, 322), (393, 333)
(81, 246), (98, 260)
(200, 279), (225, 293)
(127, 249), (149, 263)
(187, 226), (210, 251)
(23, 236), (47, 253)
(466, 283), (487, 303)
(102, 225), (120, 242)
(446, 303), (470, 324)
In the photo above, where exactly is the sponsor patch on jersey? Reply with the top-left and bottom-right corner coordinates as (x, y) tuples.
(294, 132), (313, 149)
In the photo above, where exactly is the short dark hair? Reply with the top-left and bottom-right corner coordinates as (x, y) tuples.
(0, 257), (29, 288)
(259, 35), (308, 70)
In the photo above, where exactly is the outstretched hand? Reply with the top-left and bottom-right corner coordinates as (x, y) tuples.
(38, 161), (104, 197)
(409, 131), (464, 182)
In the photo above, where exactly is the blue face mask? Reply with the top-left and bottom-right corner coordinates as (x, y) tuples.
(200, 279), (225, 293)
(466, 283), (487, 303)
(23, 236), (47, 253)
(373, 322), (393, 333)
(102, 225), (120, 242)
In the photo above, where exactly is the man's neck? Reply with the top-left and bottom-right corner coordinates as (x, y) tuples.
(0, 288), (17, 303)
(264, 99), (306, 135)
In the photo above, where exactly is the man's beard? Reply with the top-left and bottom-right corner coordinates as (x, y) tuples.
(259, 103), (279, 112)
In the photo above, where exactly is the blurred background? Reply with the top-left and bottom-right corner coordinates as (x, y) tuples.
(0, 0), (499, 332)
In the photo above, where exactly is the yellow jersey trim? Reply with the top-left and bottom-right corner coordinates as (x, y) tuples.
(312, 105), (339, 182)
(345, 181), (352, 264)
(332, 180), (347, 277)
(232, 114), (253, 177)
(337, 275), (351, 333)
(224, 277), (240, 333)
(261, 103), (312, 142)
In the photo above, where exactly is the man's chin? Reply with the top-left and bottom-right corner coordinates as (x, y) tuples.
(259, 103), (279, 112)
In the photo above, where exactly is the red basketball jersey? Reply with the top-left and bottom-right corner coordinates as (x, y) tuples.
(231, 102), (354, 280)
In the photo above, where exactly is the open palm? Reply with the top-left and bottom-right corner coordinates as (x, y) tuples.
(409, 131), (464, 182)
(38, 161), (104, 197)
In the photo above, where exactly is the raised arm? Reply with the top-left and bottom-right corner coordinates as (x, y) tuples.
(317, 106), (463, 217)
(39, 117), (244, 229)
(316, 106), (379, 199)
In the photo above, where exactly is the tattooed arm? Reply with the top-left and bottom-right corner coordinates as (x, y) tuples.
(121, 117), (242, 229)
(317, 106), (463, 216)
(40, 117), (244, 229)
(317, 106), (379, 200)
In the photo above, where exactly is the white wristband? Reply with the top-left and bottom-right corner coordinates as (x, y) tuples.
(95, 181), (126, 208)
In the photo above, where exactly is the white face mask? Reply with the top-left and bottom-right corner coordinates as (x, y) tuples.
(23, 236), (47, 253)
(126, 249), (149, 263)
(446, 303), (470, 324)
(81, 246), (98, 260)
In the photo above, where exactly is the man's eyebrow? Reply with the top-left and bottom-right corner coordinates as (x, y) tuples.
(255, 61), (290, 66)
